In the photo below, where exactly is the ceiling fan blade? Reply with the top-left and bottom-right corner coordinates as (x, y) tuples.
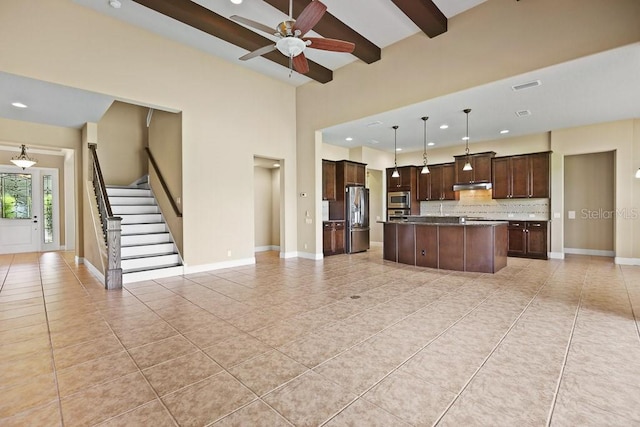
(293, 1), (327, 36)
(239, 44), (277, 60)
(230, 15), (276, 37)
(292, 52), (310, 74)
(304, 37), (355, 53)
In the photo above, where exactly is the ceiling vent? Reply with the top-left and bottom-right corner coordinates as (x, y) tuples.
(512, 80), (541, 91)
(515, 109), (532, 117)
(366, 120), (383, 127)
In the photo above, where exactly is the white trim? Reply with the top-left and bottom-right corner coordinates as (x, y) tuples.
(564, 248), (615, 257)
(183, 257), (255, 274)
(75, 256), (84, 264)
(297, 251), (323, 260)
(615, 257), (640, 266)
(83, 258), (105, 285)
(280, 251), (298, 259)
(549, 252), (565, 260)
(255, 245), (280, 253)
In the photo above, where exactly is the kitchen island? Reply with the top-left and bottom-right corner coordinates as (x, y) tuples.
(383, 217), (508, 273)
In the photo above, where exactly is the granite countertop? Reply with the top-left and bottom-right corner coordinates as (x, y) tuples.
(380, 220), (508, 226)
(323, 219), (345, 223)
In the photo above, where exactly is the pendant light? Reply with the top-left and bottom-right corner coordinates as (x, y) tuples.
(462, 108), (472, 171)
(421, 116), (430, 174)
(636, 168), (640, 179)
(11, 144), (37, 170)
(391, 125), (400, 178)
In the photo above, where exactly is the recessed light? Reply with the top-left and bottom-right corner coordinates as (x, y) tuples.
(11, 102), (28, 108)
(230, 0), (243, 3)
(427, 142), (435, 146)
(439, 124), (449, 129)
(273, 163), (280, 167)
(500, 129), (510, 134)
(396, 148), (402, 152)
(345, 137), (353, 141)
(109, 0), (122, 9)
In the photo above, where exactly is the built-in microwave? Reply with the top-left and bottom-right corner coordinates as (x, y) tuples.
(388, 191), (411, 209)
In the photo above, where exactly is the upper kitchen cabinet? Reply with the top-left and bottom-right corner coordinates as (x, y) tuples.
(386, 166), (416, 192)
(420, 163), (458, 201)
(492, 152), (550, 199)
(454, 152), (495, 184)
(322, 160), (336, 201)
(338, 160), (366, 186)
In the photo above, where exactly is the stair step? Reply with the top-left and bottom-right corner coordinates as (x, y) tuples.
(109, 196), (156, 206)
(121, 243), (176, 258)
(119, 214), (163, 225)
(106, 187), (152, 197)
(121, 232), (172, 246)
(123, 265), (184, 284)
(112, 205), (160, 215)
(121, 223), (167, 235)
(122, 254), (181, 272)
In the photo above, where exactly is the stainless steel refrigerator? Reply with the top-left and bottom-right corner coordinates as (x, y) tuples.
(345, 185), (370, 253)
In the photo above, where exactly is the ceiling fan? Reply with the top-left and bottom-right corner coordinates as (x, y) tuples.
(230, 0), (355, 75)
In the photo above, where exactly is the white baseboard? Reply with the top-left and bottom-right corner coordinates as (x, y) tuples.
(280, 251), (298, 259)
(564, 248), (615, 257)
(297, 251), (323, 260)
(75, 256), (84, 265)
(183, 257), (255, 274)
(615, 257), (640, 266)
(83, 259), (105, 285)
(255, 245), (280, 253)
(548, 252), (565, 260)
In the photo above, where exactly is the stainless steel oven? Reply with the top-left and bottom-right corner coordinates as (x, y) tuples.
(388, 191), (411, 209)
(388, 209), (410, 222)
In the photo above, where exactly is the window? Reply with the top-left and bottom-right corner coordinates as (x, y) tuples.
(0, 173), (32, 219)
(43, 175), (53, 243)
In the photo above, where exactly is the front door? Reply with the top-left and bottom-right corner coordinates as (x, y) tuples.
(0, 166), (59, 254)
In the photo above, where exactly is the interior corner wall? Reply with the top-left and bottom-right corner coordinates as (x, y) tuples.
(254, 166), (273, 249)
(271, 168), (281, 247)
(296, 0), (640, 255)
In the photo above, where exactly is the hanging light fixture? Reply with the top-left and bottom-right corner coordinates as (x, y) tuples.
(392, 125), (400, 178)
(11, 144), (37, 170)
(421, 116), (430, 174)
(635, 167), (640, 179)
(462, 108), (473, 171)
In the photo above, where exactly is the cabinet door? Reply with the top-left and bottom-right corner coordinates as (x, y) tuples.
(438, 226), (464, 271)
(334, 222), (345, 254)
(529, 153), (550, 198)
(417, 168), (431, 201)
(323, 222), (334, 255)
(510, 156), (531, 198)
(387, 168), (400, 190)
(526, 222), (547, 258)
(397, 224), (416, 266)
(473, 155), (493, 183)
(383, 223), (397, 262)
(492, 157), (510, 199)
(355, 164), (366, 185)
(322, 160), (336, 201)
(441, 163), (457, 200)
(400, 167), (414, 189)
(415, 225), (438, 268)
(507, 221), (526, 256)
(345, 162), (357, 185)
(455, 158), (473, 185)
(429, 165), (443, 200)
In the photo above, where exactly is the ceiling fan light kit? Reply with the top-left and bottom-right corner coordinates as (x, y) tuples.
(276, 37), (306, 57)
(11, 144), (37, 170)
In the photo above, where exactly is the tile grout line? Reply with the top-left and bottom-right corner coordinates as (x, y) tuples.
(619, 265), (640, 343)
(430, 259), (564, 426)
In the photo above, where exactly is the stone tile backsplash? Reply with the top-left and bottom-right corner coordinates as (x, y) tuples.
(420, 197), (550, 220)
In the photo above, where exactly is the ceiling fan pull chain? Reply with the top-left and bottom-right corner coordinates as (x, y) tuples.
(289, 55), (293, 77)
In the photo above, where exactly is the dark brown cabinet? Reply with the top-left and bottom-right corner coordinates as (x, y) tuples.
(492, 152), (550, 199)
(383, 222), (397, 262)
(386, 166), (415, 191)
(323, 221), (345, 256)
(454, 152), (495, 184)
(342, 161), (366, 186)
(418, 163), (457, 201)
(322, 160), (336, 201)
(330, 160), (367, 220)
(507, 220), (548, 259)
(415, 225), (438, 268)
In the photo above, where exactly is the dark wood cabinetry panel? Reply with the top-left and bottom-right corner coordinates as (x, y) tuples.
(442, 163), (457, 200)
(510, 156), (530, 198)
(492, 152), (550, 199)
(438, 226), (464, 271)
(455, 152), (495, 184)
(322, 160), (336, 201)
(383, 223), (397, 262)
(465, 226), (494, 273)
(491, 157), (510, 199)
(417, 163), (457, 201)
(323, 221), (345, 256)
(417, 168), (431, 201)
(507, 220), (547, 259)
(428, 165), (443, 201)
(415, 225), (438, 268)
(397, 224), (416, 265)
(323, 222), (333, 255)
(386, 166), (415, 191)
(334, 222), (345, 254)
(507, 222), (526, 256)
(529, 153), (550, 198)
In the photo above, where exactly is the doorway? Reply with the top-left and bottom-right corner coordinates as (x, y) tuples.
(253, 157), (282, 258)
(0, 166), (60, 254)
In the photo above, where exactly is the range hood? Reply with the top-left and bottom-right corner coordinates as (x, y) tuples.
(453, 182), (493, 191)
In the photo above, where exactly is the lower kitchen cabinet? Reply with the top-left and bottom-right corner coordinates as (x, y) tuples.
(397, 224), (415, 265)
(438, 226), (465, 271)
(507, 221), (548, 259)
(415, 225), (438, 268)
(323, 221), (345, 256)
(383, 222), (397, 262)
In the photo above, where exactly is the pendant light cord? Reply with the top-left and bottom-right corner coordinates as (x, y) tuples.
(393, 125), (399, 167)
(422, 116), (428, 164)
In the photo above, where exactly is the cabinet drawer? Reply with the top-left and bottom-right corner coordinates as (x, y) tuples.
(508, 221), (525, 229)
(527, 221), (547, 229)
(323, 222), (334, 230)
(335, 222), (345, 230)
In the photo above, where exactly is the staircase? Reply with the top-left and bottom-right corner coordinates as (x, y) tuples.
(106, 185), (183, 284)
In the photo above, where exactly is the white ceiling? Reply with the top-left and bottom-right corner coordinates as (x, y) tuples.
(1, 0), (639, 157)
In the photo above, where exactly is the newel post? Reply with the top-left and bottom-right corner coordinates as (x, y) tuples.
(106, 216), (123, 290)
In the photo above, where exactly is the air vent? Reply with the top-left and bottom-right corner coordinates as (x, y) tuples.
(512, 80), (541, 91)
(366, 120), (383, 127)
(515, 109), (532, 117)
(369, 139), (379, 144)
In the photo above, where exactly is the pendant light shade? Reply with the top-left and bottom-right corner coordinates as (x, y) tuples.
(392, 125), (400, 178)
(421, 116), (430, 174)
(11, 145), (37, 170)
(636, 168), (640, 179)
(462, 109), (472, 171)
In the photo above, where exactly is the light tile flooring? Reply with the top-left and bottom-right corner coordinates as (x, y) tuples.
(1, 249), (640, 426)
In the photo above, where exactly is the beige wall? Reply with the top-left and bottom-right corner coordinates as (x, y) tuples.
(254, 166), (273, 248)
(0, 0), (297, 268)
(564, 152), (615, 252)
(97, 101), (148, 186)
(368, 169), (383, 243)
(271, 168), (281, 247)
(300, 0), (640, 256)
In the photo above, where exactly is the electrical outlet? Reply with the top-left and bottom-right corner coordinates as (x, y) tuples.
(227, 250), (231, 257)
(305, 218), (312, 224)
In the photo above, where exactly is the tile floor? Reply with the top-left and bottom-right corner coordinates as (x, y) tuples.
(1, 249), (640, 426)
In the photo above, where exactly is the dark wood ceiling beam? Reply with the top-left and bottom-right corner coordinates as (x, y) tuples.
(132, 0), (333, 83)
(262, 0), (381, 64)
(390, 0), (447, 38)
